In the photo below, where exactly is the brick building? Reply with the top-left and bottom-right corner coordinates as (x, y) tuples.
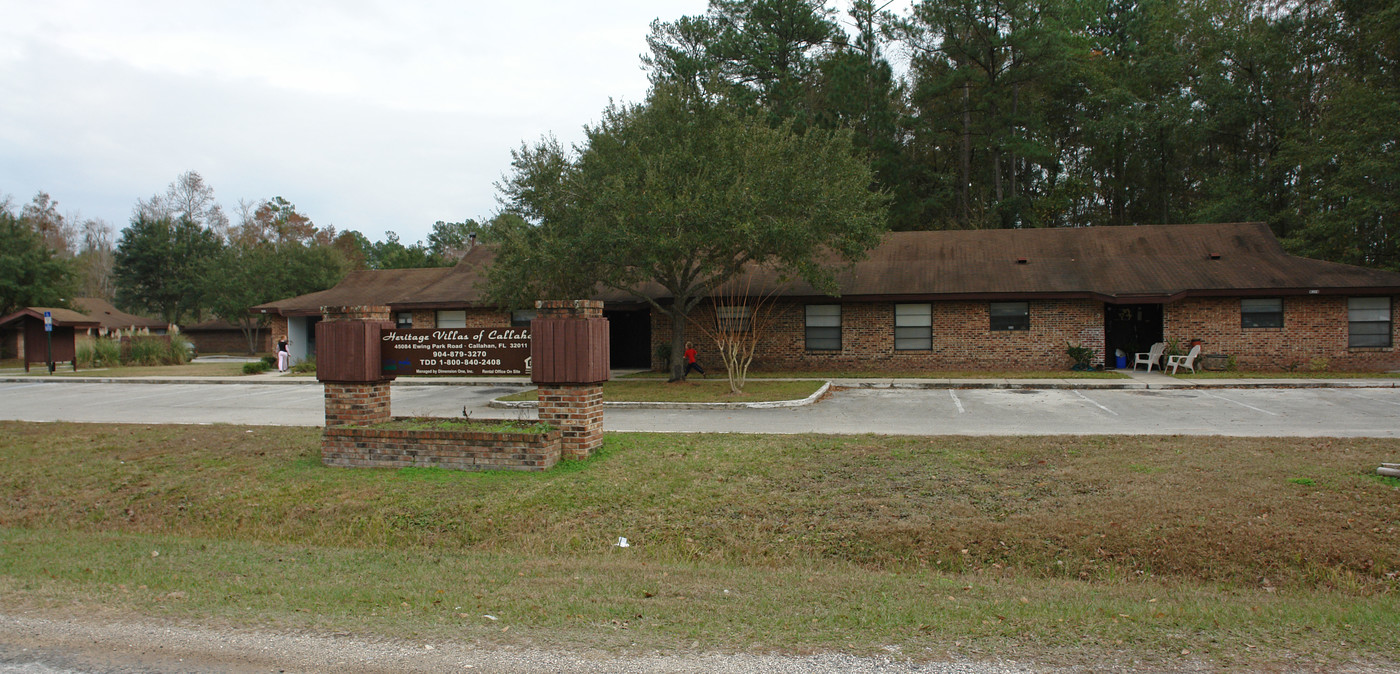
(254, 223), (1400, 372)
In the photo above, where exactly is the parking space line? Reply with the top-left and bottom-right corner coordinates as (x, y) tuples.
(948, 389), (965, 414)
(1073, 390), (1118, 415)
(1200, 391), (1278, 416)
(1334, 389), (1400, 407)
(0, 383), (51, 392)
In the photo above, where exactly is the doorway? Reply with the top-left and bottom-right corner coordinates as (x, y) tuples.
(605, 308), (652, 369)
(1103, 303), (1162, 368)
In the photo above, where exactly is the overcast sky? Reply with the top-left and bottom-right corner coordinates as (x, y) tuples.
(2, 0), (731, 244)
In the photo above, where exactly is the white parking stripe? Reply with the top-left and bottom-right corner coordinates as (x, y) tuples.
(1073, 390), (1118, 415)
(1200, 391), (1278, 416)
(1335, 389), (1400, 407)
(948, 389), (965, 414)
(0, 383), (51, 392)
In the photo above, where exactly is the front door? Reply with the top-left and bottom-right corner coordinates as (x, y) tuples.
(1103, 304), (1163, 368)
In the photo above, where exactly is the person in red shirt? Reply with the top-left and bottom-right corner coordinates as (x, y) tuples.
(683, 341), (706, 378)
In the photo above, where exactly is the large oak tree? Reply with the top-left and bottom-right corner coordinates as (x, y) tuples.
(488, 86), (888, 381)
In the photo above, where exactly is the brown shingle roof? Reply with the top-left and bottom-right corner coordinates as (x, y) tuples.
(73, 297), (168, 330)
(256, 223), (1400, 313)
(764, 223), (1400, 301)
(0, 307), (101, 329)
(251, 267), (451, 316)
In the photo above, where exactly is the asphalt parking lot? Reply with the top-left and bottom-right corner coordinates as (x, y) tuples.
(1, 380), (1397, 437)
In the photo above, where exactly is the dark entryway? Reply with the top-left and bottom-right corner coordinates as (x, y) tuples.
(1103, 303), (1163, 368)
(605, 308), (652, 369)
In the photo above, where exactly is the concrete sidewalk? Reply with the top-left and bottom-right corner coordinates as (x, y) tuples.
(1, 369), (1397, 389)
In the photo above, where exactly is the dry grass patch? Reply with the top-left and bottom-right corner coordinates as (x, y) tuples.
(1, 422), (1397, 665)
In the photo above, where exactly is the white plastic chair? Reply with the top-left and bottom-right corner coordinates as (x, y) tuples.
(1133, 342), (1166, 371)
(1167, 344), (1202, 374)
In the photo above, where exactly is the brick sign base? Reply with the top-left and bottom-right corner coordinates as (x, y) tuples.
(537, 384), (604, 460)
(318, 300), (606, 471)
(322, 420), (560, 472)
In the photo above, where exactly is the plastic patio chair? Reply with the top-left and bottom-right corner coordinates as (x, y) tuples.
(1132, 342), (1166, 371)
(1167, 344), (1202, 374)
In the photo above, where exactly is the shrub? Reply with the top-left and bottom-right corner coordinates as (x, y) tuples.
(76, 338), (123, 368)
(75, 341), (96, 368)
(169, 334), (195, 365)
(1065, 341), (1096, 371)
(290, 356), (316, 374)
(654, 343), (673, 371)
(261, 355), (278, 368)
(124, 336), (166, 366)
(242, 361), (271, 375)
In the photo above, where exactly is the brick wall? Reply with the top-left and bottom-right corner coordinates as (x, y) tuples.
(267, 315), (288, 352)
(185, 327), (264, 355)
(653, 299), (1105, 372)
(536, 385), (604, 459)
(412, 308), (511, 329)
(323, 381), (392, 426)
(1166, 295), (1398, 371)
(322, 421), (560, 471)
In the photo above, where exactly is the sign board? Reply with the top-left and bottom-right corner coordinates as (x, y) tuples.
(381, 328), (531, 376)
(43, 311), (52, 332)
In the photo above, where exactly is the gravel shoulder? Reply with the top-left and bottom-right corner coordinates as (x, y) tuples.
(4, 612), (1398, 674)
(0, 611), (1073, 674)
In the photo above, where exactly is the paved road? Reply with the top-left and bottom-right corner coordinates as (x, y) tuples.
(1, 380), (1398, 437)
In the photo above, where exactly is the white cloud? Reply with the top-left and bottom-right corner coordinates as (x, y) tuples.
(0, 0), (901, 244)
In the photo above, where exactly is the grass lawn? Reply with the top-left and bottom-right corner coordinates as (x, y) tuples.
(17, 362), (251, 377)
(624, 369), (1130, 380)
(1174, 370), (1400, 379)
(1, 421), (1397, 668)
(499, 379), (826, 403)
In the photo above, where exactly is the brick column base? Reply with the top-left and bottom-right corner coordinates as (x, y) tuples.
(537, 384), (604, 459)
(323, 381), (392, 427)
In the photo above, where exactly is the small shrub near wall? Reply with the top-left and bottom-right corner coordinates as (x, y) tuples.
(76, 334), (193, 368)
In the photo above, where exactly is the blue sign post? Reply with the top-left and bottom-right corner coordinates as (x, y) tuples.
(43, 311), (54, 374)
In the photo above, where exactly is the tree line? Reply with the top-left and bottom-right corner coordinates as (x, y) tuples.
(1, 172), (485, 352)
(640, 0), (1397, 270)
(6, 0), (1395, 360)
(486, 0), (1398, 380)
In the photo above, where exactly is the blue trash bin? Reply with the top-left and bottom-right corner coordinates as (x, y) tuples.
(1116, 355), (1127, 369)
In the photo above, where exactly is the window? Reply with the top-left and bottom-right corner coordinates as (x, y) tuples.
(990, 302), (1029, 331)
(436, 310), (466, 328)
(1349, 297), (1392, 348)
(715, 305), (751, 333)
(395, 312), (412, 329)
(805, 304), (841, 350)
(894, 303), (932, 350)
(510, 310), (536, 327)
(1241, 298), (1283, 329)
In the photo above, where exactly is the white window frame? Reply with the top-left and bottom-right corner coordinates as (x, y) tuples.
(1241, 298), (1283, 329)
(990, 302), (1030, 331)
(435, 310), (467, 329)
(894, 303), (932, 350)
(715, 305), (752, 333)
(805, 304), (841, 351)
(1348, 297), (1392, 348)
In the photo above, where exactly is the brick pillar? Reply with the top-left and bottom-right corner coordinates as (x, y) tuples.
(532, 300), (609, 460)
(319, 305), (393, 428)
(537, 384), (605, 460)
(323, 381), (392, 427)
